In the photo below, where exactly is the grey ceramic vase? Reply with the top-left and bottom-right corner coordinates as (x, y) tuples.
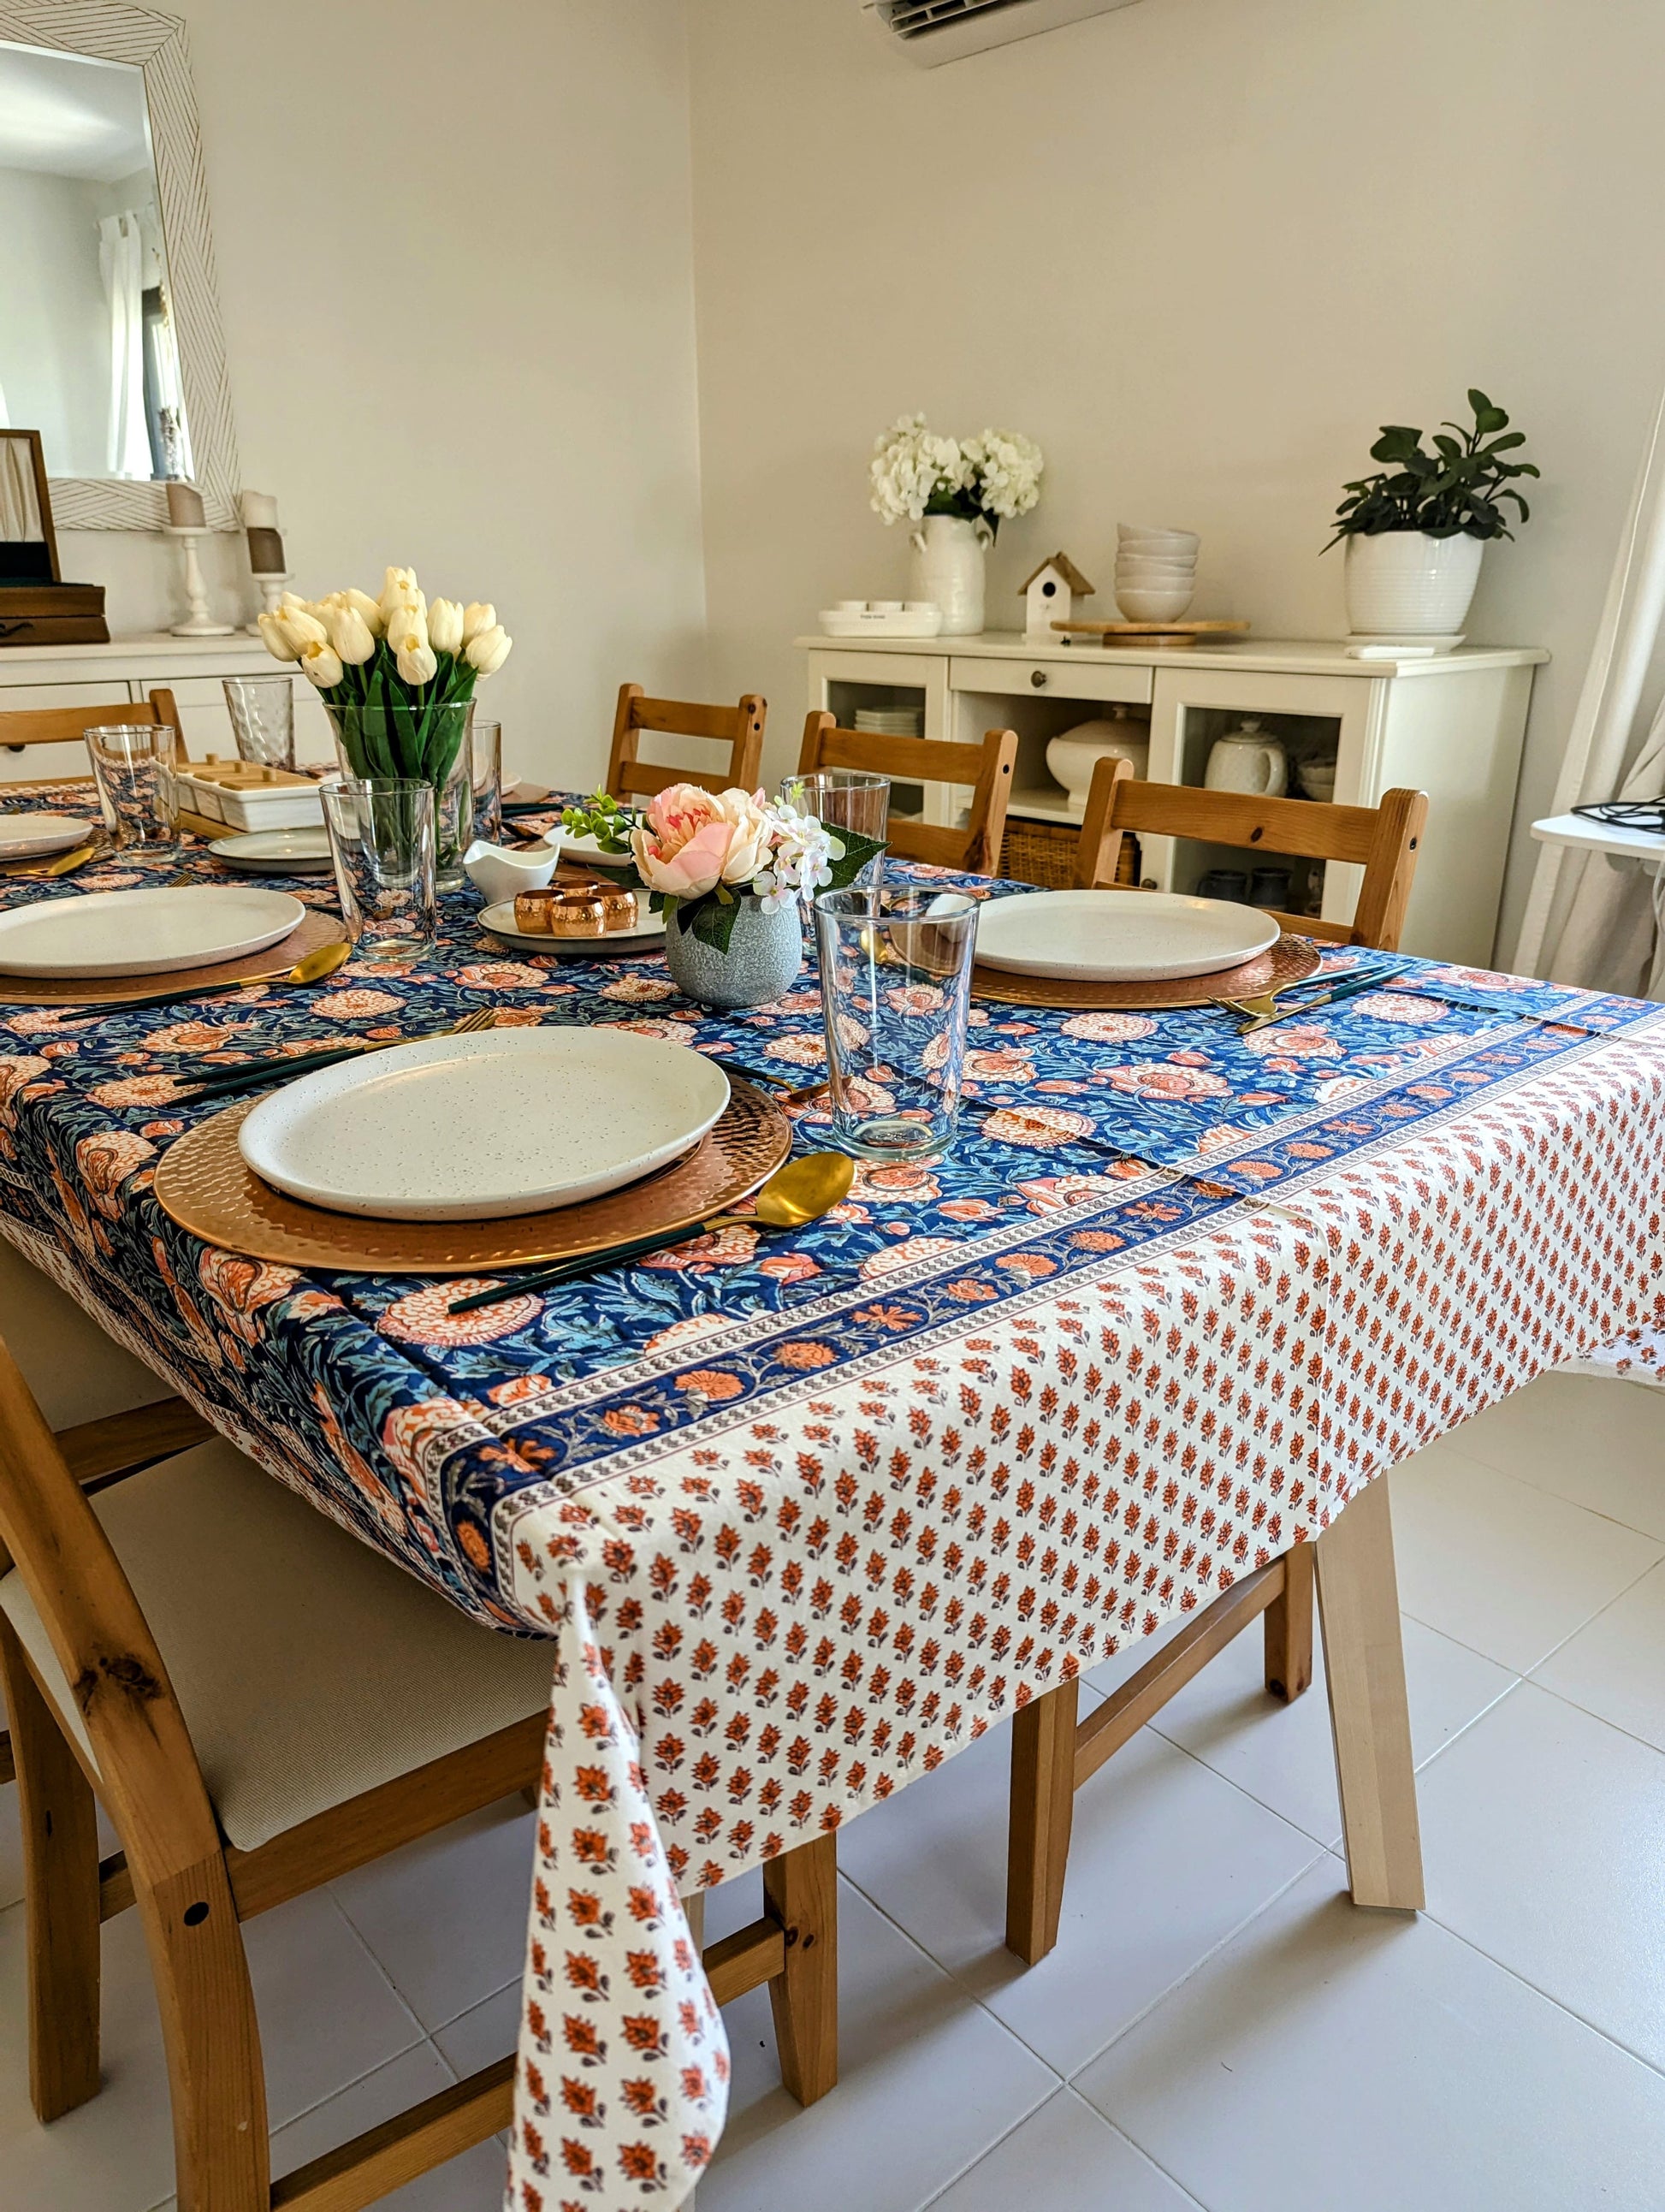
(664, 897), (803, 1011)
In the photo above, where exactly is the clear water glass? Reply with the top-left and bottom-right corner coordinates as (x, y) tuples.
(469, 716), (503, 844)
(779, 769), (889, 885)
(321, 778), (436, 964)
(222, 674), (296, 769)
(84, 721), (178, 852)
(813, 887), (979, 1161)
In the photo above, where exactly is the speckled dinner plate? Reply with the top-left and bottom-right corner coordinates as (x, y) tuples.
(237, 1026), (732, 1221)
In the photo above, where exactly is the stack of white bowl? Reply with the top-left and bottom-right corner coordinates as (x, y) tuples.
(1115, 524), (1200, 623)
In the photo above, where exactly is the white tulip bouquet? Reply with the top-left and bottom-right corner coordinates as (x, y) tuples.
(561, 783), (883, 953)
(869, 412), (1043, 535)
(258, 566), (512, 797)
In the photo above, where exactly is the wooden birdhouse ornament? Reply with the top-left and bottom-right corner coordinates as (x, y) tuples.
(1020, 553), (1095, 639)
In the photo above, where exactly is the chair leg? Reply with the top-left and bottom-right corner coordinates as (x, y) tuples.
(1315, 1477), (1425, 1910)
(761, 1832), (838, 2105)
(138, 1857), (270, 2212)
(1005, 1677), (1079, 1965)
(0, 1622), (102, 2120)
(1264, 1541), (1316, 1702)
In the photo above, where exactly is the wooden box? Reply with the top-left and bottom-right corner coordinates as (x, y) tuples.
(0, 583), (110, 648)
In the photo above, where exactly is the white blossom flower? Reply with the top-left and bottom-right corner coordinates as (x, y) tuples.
(868, 412), (969, 525)
(962, 428), (1044, 520)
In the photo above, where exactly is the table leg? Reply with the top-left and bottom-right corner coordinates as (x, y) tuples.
(1006, 1677), (1079, 1964)
(1316, 1476), (1425, 1909)
(762, 1832), (838, 2105)
(1264, 1540), (1316, 1701)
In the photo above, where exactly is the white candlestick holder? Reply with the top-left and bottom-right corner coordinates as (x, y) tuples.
(246, 572), (291, 635)
(164, 525), (234, 637)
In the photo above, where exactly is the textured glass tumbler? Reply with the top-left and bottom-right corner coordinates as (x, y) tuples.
(222, 674), (296, 769)
(813, 887), (978, 1161)
(321, 778), (436, 963)
(469, 717), (503, 844)
(84, 722), (178, 852)
(779, 769), (889, 886)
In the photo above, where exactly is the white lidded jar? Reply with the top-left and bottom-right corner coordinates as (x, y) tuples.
(1045, 707), (1151, 814)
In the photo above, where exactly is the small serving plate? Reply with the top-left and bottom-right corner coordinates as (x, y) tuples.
(479, 898), (667, 953)
(209, 828), (335, 875)
(0, 813), (95, 861)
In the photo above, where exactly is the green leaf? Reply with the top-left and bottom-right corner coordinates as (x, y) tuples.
(822, 829), (886, 891)
(680, 892), (742, 954)
(1371, 425), (1425, 464)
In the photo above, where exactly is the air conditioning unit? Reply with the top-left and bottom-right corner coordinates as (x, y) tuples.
(862, 0), (1142, 68)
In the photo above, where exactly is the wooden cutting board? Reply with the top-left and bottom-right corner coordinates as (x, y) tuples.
(1052, 620), (1251, 649)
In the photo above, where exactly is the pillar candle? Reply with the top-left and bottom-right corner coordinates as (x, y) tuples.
(240, 489), (279, 530)
(246, 526), (286, 574)
(166, 481), (205, 527)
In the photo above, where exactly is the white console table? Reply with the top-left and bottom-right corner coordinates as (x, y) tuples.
(0, 633), (334, 780)
(800, 633), (1547, 965)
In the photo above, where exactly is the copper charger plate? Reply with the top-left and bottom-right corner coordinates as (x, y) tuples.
(151, 1076), (792, 1274)
(0, 907), (347, 1009)
(973, 932), (1321, 1011)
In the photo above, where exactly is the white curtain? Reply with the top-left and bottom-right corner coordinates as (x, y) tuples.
(98, 212), (151, 482)
(1514, 383), (1665, 998)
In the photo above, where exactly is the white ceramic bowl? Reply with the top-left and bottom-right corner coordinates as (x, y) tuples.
(1296, 758), (1338, 800)
(1116, 557), (1197, 578)
(1118, 524), (1200, 551)
(1115, 584), (1195, 622)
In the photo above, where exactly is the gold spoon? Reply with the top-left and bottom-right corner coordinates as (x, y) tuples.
(92, 936), (353, 1013)
(448, 1151), (856, 1314)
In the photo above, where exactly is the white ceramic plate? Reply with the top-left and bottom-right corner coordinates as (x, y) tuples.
(0, 885), (305, 979)
(0, 813), (94, 861)
(479, 898), (667, 953)
(557, 833), (637, 871)
(209, 828), (335, 874)
(975, 887), (1280, 981)
(238, 1026), (732, 1221)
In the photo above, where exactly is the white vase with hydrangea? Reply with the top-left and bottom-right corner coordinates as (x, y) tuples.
(868, 414), (1044, 635)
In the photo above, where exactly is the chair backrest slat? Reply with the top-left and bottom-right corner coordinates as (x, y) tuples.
(797, 715), (1018, 875)
(606, 683), (766, 804)
(0, 686), (187, 762)
(1075, 762), (1428, 952)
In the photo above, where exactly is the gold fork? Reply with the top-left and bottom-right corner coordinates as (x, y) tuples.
(181, 1007), (500, 1102)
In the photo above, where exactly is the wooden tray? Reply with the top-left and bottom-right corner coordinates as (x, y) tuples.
(1052, 620), (1250, 649)
(972, 931), (1320, 1011)
(0, 907), (347, 1008)
(151, 1076), (792, 1276)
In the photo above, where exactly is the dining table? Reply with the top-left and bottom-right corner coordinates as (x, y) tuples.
(0, 780), (1662, 2212)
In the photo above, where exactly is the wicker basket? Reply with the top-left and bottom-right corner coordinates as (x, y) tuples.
(1001, 817), (1141, 890)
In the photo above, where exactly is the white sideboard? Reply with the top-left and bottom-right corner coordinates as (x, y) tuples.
(0, 633), (335, 783)
(800, 633), (1548, 965)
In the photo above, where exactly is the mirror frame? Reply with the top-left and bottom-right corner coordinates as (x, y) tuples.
(0, 0), (240, 531)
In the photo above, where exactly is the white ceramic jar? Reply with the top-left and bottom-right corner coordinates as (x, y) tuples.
(1046, 709), (1151, 812)
(908, 514), (990, 636)
(1343, 530), (1484, 636)
(1204, 718), (1288, 798)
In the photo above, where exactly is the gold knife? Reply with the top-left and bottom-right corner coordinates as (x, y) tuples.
(1, 844), (99, 881)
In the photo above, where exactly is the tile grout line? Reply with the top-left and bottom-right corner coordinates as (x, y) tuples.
(911, 2084), (1213, 2212)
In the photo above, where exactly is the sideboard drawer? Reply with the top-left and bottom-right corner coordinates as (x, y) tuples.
(949, 655), (1153, 706)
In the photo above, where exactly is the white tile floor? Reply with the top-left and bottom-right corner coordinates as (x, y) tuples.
(3, 1372), (1664, 2210)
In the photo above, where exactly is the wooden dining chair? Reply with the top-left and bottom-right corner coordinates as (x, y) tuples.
(798, 713), (1019, 875)
(607, 682), (767, 804)
(0, 1337), (838, 2211)
(0, 687), (188, 780)
(1075, 756), (1430, 951)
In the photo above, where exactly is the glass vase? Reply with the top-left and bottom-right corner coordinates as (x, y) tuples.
(326, 697), (474, 892)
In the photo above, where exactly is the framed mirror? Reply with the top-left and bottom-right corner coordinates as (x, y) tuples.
(0, 1), (240, 531)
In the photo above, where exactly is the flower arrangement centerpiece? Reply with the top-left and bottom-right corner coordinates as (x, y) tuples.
(560, 782), (884, 1010)
(869, 412), (1044, 635)
(258, 567), (512, 885)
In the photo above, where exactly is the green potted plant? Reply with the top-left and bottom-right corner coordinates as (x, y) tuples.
(1326, 390), (1538, 638)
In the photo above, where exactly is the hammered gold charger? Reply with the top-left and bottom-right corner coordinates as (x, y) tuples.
(151, 1076), (791, 1274)
(0, 907), (347, 1008)
(972, 932), (1321, 1011)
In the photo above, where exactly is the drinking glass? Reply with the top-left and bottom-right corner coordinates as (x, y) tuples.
(84, 722), (178, 852)
(779, 770), (890, 886)
(813, 887), (979, 1161)
(469, 716), (503, 844)
(321, 778), (436, 964)
(222, 674), (296, 769)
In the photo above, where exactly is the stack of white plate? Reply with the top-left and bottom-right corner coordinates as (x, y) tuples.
(853, 707), (923, 739)
(1116, 523), (1200, 624)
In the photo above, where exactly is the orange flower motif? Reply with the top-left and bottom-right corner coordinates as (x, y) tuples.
(570, 1827), (611, 1868)
(458, 1522), (490, 1570)
(776, 1341), (837, 1370)
(561, 2016), (601, 2059)
(560, 2077), (599, 2117)
(621, 2077), (661, 2116)
(619, 2144), (661, 2182)
(560, 2139), (597, 2177)
(675, 1368), (744, 1400)
(566, 1889), (604, 1927)
(621, 2013), (666, 2054)
(573, 1765), (614, 1806)
(564, 1952), (602, 1993)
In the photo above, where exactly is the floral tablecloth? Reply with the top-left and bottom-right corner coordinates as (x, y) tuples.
(1, 792), (1662, 2211)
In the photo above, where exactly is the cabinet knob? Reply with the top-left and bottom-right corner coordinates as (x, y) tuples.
(1029, 668), (1048, 689)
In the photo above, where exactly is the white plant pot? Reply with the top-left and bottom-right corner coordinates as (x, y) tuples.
(909, 514), (989, 636)
(1343, 531), (1484, 636)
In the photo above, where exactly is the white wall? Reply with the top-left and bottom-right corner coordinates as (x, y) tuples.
(0, 166), (109, 477)
(52, 0), (707, 793)
(687, 0), (1665, 958)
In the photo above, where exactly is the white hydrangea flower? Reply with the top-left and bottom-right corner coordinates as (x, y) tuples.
(963, 429), (1044, 520)
(869, 412), (969, 525)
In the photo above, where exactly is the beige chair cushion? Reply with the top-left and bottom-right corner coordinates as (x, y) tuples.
(0, 1238), (172, 1430)
(0, 1438), (553, 1851)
